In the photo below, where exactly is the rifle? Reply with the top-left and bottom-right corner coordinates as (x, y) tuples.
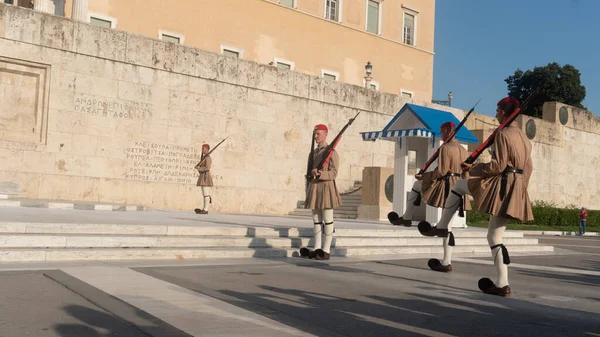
(305, 131), (316, 193)
(464, 92), (537, 164)
(195, 137), (228, 168)
(417, 98), (481, 175)
(308, 111), (361, 181)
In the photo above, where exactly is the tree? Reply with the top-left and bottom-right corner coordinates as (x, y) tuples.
(504, 62), (586, 118)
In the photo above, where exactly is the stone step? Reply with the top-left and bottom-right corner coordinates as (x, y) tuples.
(0, 234), (539, 249)
(340, 200), (361, 205)
(296, 202), (360, 209)
(341, 195), (362, 200)
(0, 244), (554, 262)
(296, 200), (361, 210)
(290, 209), (357, 215)
(0, 199), (146, 211)
(0, 194), (19, 200)
(0, 222), (525, 238)
(289, 211), (356, 219)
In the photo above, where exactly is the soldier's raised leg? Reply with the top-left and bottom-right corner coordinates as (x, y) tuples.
(420, 179), (469, 272)
(388, 181), (422, 227)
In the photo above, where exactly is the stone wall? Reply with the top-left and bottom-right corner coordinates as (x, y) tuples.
(466, 102), (600, 210)
(0, 5), (458, 214)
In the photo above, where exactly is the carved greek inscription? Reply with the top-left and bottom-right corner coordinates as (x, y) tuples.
(74, 94), (154, 121)
(125, 141), (200, 184)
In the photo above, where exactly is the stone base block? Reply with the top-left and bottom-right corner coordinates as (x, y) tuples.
(357, 205), (393, 221)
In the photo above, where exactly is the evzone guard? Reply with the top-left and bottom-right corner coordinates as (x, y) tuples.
(418, 96), (535, 297)
(388, 101), (479, 273)
(194, 138), (227, 215)
(299, 112), (360, 260)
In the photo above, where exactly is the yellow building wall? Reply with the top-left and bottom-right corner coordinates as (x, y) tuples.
(64, 0), (435, 101)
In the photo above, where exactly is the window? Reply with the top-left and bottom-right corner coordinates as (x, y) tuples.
(324, 74), (337, 81)
(90, 17), (112, 29)
(325, 0), (341, 22)
(403, 12), (416, 46)
(408, 150), (417, 175)
(220, 45), (244, 58)
(88, 13), (117, 29)
(277, 62), (291, 70)
(321, 69), (339, 81)
(274, 58), (295, 71)
(279, 0), (295, 8)
(366, 0), (380, 34)
(223, 50), (239, 58)
(159, 30), (184, 45)
(161, 34), (181, 44)
(401, 90), (413, 100)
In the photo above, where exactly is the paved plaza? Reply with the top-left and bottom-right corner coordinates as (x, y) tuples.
(0, 208), (598, 337)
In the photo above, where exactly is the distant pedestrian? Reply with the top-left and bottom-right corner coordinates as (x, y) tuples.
(579, 207), (587, 235)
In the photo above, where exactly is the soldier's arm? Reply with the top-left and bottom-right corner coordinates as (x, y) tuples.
(197, 157), (212, 172)
(318, 151), (339, 181)
(430, 145), (448, 180)
(470, 132), (509, 178)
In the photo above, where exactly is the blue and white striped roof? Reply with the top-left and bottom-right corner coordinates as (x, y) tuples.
(361, 128), (433, 141)
(359, 103), (479, 143)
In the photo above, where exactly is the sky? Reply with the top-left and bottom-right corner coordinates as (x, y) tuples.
(433, 0), (600, 117)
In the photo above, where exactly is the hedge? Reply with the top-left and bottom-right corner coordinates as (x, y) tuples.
(466, 200), (597, 227)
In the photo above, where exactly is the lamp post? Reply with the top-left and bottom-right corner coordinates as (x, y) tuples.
(448, 91), (453, 107)
(364, 61), (373, 88)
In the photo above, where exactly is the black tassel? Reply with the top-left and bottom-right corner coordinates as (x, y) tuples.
(448, 232), (455, 247)
(413, 194), (421, 206)
(412, 189), (421, 206)
(501, 245), (510, 265)
(491, 244), (510, 265)
(451, 191), (464, 217)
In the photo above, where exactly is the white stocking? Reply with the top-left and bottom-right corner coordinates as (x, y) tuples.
(322, 209), (334, 254)
(441, 235), (453, 266)
(488, 215), (509, 287)
(312, 210), (323, 250)
(201, 186), (211, 211)
(436, 179), (470, 230)
(401, 181), (422, 220)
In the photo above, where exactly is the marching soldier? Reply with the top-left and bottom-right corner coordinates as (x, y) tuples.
(390, 121), (471, 272)
(194, 144), (213, 214)
(302, 124), (342, 260)
(418, 97), (534, 297)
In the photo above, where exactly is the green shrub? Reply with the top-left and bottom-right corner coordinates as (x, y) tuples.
(467, 200), (597, 227)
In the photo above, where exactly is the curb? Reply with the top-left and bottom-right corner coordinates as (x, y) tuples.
(522, 230), (598, 237)
(0, 199), (146, 211)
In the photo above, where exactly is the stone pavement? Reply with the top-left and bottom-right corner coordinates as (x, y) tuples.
(0, 206), (597, 336)
(0, 234), (596, 336)
(0, 206), (398, 229)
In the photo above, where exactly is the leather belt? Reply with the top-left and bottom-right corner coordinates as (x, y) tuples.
(500, 166), (523, 200)
(444, 172), (462, 200)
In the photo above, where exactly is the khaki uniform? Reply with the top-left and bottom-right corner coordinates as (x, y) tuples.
(195, 155), (213, 187)
(468, 125), (534, 221)
(304, 144), (342, 210)
(421, 139), (472, 210)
